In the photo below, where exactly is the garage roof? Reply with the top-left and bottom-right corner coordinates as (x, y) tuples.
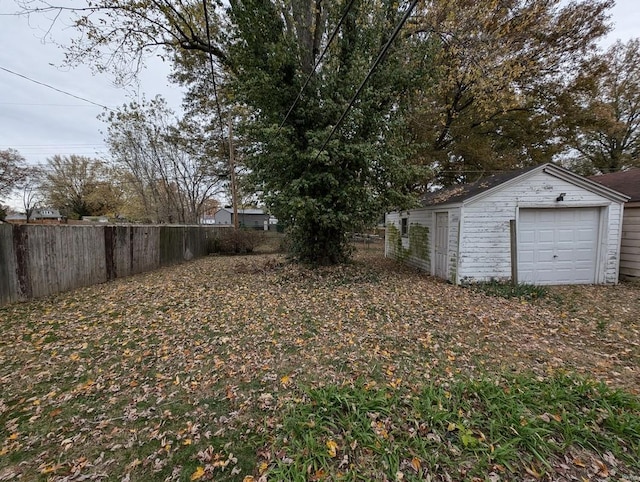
(421, 165), (538, 206)
(421, 163), (630, 207)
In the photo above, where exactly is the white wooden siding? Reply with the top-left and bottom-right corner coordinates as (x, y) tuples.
(458, 170), (623, 284)
(620, 203), (640, 279)
(385, 210), (434, 273)
(447, 209), (460, 282)
(385, 211), (400, 258)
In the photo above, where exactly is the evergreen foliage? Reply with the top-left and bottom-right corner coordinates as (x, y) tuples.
(227, 0), (427, 264)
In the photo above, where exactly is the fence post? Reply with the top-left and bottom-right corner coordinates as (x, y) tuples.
(12, 224), (32, 299)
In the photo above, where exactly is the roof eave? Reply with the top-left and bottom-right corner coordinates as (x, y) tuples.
(460, 164), (549, 206)
(542, 165), (631, 203)
(416, 201), (465, 211)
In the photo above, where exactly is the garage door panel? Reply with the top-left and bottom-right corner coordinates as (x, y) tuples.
(576, 248), (594, 260)
(539, 230), (555, 243)
(537, 249), (554, 260)
(518, 208), (599, 285)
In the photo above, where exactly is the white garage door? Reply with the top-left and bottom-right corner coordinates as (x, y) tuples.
(517, 208), (600, 285)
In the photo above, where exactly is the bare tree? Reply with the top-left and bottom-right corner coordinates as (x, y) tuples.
(0, 149), (28, 202)
(21, 167), (45, 223)
(102, 96), (225, 223)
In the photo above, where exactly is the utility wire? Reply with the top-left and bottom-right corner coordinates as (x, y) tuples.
(201, 0), (226, 137)
(278, 0), (357, 132)
(0, 103), (98, 106)
(0, 66), (112, 110)
(202, 0), (239, 228)
(314, 0), (419, 161)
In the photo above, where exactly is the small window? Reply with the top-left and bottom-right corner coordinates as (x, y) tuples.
(401, 217), (408, 237)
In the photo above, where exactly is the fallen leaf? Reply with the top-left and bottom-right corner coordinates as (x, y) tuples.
(326, 439), (338, 457)
(190, 466), (205, 481)
(524, 464), (542, 479)
(594, 460), (609, 477)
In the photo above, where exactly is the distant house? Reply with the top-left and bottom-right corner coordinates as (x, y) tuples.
(4, 213), (26, 223)
(590, 168), (640, 280)
(200, 214), (216, 225)
(386, 163), (629, 286)
(213, 207), (269, 229)
(5, 208), (62, 224)
(35, 208), (62, 220)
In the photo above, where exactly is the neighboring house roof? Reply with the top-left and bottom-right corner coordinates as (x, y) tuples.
(420, 163), (629, 208)
(589, 168), (640, 202)
(216, 208), (266, 216)
(34, 208), (62, 218)
(4, 208), (62, 220)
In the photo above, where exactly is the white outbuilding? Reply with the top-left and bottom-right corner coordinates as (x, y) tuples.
(385, 163), (629, 285)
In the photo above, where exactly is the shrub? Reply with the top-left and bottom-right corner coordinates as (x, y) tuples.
(208, 228), (265, 254)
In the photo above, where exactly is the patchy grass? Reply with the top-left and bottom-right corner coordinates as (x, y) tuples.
(466, 280), (549, 301)
(0, 247), (638, 480)
(266, 375), (639, 480)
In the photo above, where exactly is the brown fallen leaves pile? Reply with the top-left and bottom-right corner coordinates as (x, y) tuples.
(0, 246), (638, 481)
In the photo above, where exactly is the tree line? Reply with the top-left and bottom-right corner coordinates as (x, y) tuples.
(2, 0), (639, 264)
(1, 101), (222, 223)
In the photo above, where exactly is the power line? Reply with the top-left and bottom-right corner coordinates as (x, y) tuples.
(1, 144), (105, 147)
(0, 103), (101, 107)
(314, 0), (419, 161)
(278, 0), (358, 132)
(201, 0), (225, 136)
(0, 65), (113, 110)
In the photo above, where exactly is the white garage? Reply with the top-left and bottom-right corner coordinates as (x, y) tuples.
(386, 163), (629, 285)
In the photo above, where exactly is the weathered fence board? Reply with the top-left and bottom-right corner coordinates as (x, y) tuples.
(26, 226), (108, 299)
(0, 224), (19, 306)
(132, 226), (160, 274)
(0, 224), (224, 306)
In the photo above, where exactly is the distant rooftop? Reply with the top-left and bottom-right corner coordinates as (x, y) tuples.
(218, 207), (266, 215)
(589, 168), (640, 202)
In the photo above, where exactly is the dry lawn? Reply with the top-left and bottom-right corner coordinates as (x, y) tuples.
(0, 246), (638, 480)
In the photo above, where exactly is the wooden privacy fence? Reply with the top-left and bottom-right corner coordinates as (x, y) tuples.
(0, 224), (226, 307)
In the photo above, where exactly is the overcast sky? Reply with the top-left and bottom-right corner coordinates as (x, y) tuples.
(0, 1), (639, 195)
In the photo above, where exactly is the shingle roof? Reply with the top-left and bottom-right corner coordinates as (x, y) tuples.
(589, 168), (640, 202)
(219, 208), (266, 215)
(421, 165), (539, 207)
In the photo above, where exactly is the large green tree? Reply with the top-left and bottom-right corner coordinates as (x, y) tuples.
(221, 0), (426, 264)
(21, 0), (426, 263)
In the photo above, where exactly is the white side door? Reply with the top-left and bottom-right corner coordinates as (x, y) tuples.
(434, 212), (449, 279)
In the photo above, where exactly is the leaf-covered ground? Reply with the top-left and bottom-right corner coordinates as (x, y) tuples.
(1, 246), (638, 481)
